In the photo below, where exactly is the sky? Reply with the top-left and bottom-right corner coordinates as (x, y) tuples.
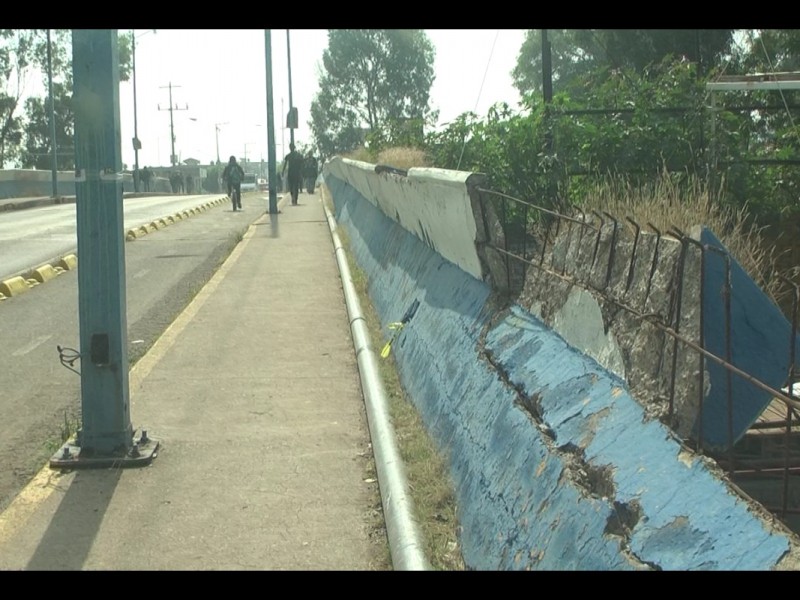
(118, 29), (527, 171)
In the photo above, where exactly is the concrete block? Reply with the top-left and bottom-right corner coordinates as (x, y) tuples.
(0, 276), (31, 297)
(32, 264), (58, 283)
(58, 254), (78, 270)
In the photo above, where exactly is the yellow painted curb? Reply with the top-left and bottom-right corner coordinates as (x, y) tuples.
(32, 264), (58, 284)
(0, 276), (31, 297)
(58, 254), (78, 270)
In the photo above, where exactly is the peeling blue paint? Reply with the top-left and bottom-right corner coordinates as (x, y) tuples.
(326, 174), (794, 570)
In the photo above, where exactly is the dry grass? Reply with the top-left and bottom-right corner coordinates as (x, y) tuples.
(343, 146), (431, 171)
(576, 172), (784, 304)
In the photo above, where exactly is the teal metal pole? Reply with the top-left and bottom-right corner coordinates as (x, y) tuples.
(72, 29), (133, 455)
(286, 30), (294, 147)
(47, 29), (58, 197)
(265, 30), (277, 214)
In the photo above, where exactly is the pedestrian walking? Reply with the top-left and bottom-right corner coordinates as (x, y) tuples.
(282, 143), (304, 205)
(222, 155), (245, 211)
(141, 166), (153, 192)
(302, 153), (319, 194)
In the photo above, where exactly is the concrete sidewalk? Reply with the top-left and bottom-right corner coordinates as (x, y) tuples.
(0, 191), (389, 570)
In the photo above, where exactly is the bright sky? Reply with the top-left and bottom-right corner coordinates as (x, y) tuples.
(118, 29), (527, 170)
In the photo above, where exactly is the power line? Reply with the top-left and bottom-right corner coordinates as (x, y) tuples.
(457, 30), (500, 171)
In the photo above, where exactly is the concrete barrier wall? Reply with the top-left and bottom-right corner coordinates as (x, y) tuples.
(324, 158), (491, 282)
(0, 169), (173, 198)
(520, 215), (800, 452)
(323, 157), (800, 570)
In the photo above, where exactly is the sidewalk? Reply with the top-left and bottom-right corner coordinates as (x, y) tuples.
(0, 191), (388, 570)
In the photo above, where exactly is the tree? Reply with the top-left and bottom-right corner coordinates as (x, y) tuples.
(310, 29), (436, 156)
(0, 30), (43, 167)
(513, 29), (736, 100)
(512, 30), (602, 99)
(580, 30), (735, 73)
(7, 30), (132, 170)
(20, 81), (73, 169)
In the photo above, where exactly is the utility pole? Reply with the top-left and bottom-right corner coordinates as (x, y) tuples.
(158, 82), (188, 166)
(132, 30), (140, 191)
(265, 29), (277, 214)
(51, 29), (157, 469)
(215, 122), (228, 164)
(46, 29), (58, 198)
(286, 30), (295, 147)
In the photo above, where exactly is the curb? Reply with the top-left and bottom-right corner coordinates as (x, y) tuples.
(0, 195), (229, 304)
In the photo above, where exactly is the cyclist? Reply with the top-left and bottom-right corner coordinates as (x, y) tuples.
(222, 155), (245, 211)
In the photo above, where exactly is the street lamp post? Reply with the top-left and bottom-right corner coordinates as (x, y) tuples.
(46, 29), (58, 198)
(244, 142), (257, 169)
(215, 122), (228, 164)
(286, 30), (295, 147)
(131, 29), (155, 191)
(190, 118), (228, 165)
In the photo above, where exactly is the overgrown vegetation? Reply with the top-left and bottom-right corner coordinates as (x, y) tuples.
(578, 171), (785, 305)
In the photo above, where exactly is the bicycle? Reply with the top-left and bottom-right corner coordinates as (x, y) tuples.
(230, 184), (242, 212)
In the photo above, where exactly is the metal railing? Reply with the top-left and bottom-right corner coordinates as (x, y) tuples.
(476, 186), (800, 527)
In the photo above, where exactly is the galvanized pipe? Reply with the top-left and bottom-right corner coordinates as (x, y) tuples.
(322, 201), (431, 571)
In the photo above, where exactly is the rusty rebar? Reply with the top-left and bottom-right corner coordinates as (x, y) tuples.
(624, 217), (641, 296)
(602, 211), (619, 291)
(705, 245), (734, 473)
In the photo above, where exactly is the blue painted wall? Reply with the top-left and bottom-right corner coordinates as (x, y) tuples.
(326, 173), (794, 570)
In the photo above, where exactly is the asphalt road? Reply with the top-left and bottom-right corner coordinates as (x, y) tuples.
(0, 194), (234, 281)
(0, 195), (263, 513)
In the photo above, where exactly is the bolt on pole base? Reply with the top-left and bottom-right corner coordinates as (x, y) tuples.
(49, 429), (159, 469)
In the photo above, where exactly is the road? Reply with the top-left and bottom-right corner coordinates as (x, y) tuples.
(0, 194), (236, 281)
(0, 193), (263, 513)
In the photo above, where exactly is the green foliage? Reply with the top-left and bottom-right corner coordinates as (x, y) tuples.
(0, 29), (131, 169)
(0, 30), (40, 167)
(513, 29), (736, 99)
(310, 29), (436, 157)
(732, 30), (800, 73)
(427, 51), (800, 228)
(20, 81), (73, 169)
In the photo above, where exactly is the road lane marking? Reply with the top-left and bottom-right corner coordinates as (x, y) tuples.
(12, 334), (52, 357)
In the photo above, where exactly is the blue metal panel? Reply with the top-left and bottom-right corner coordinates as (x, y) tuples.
(699, 227), (800, 450)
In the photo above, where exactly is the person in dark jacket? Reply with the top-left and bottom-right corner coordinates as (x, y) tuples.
(282, 143), (304, 205)
(302, 153), (319, 194)
(222, 155), (245, 211)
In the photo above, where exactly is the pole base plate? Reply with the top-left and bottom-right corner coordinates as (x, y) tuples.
(49, 430), (159, 469)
